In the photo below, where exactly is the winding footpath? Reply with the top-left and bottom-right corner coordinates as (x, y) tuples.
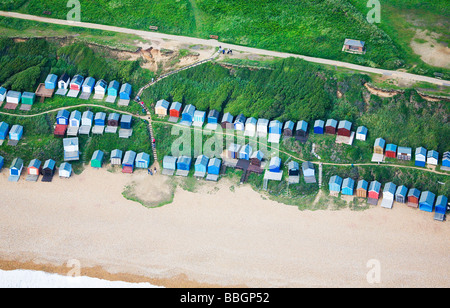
(1, 11), (449, 87)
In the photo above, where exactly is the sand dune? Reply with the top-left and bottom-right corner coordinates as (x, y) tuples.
(0, 167), (448, 287)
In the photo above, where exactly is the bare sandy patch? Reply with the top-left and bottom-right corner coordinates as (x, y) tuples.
(411, 29), (450, 69)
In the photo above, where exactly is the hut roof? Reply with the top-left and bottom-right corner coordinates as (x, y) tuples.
(195, 155), (209, 166)
(63, 137), (79, 148)
(221, 112), (233, 123)
(43, 159), (56, 170)
(123, 150), (137, 165)
(60, 162), (72, 172)
(246, 117), (257, 126)
(386, 144), (397, 152)
(228, 143), (241, 152)
(71, 75), (84, 85)
(59, 73), (70, 83)
(415, 147), (427, 158)
(95, 79), (107, 89)
(111, 149), (123, 159)
(427, 150), (439, 159)
(182, 104), (196, 116)
(95, 112), (107, 121)
(357, 179), (368, 190)
(357, 126), (368, 135)
(120, 83), (132, 94)
(234, 114), (246, 124)
(91, 150), (104, 162)
(28, 159), (41, 169)
(108, 113), (120, 122)
(163, 155), (177, 166)
(407, 188), (421, 198)
(326, 119), (338, 128)
(156, 99), (170, 109)
(369, 181), (381, 192)
(374, 138), (386, 148)
(296, 120), (308, 132)
(121, 114), (132, 123)
(170, 101), (182, 111)
(11, 158), (24, 169)
(269, 157), (281, 168)
(419, 191), (435, 206)
(250, 150), (264, 161)
(383, 182), (397, 195)
(344, 39), (365, 47)
(284, 120), (295, 131)
(136, 152), (150, 163)
(83, 77), (95, 87)
(302, 161), (314, 171)
(57, 109), (70, 119)
(395, 185), (408, 198)
(288, 161), (299, 171)
(338, 120), (352, 131)
(108, 80), (120, 89)
(257, 118), (269, 127)
(208, 109), (219, 119)
(342, 178), (355, 189)
(208, 158), (221, 168)
(397, 147), (412, 155)
(82, 110), (94, 120)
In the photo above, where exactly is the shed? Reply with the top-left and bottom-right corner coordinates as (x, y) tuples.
(314, 120), (324, 134)
(193, 110), (206, 126)
(395, 185), (408, 203)
(110, 149), (123, 165)
(435, 195), (448, 215)
(207, 110), (220, 125)
(356, 126), (368, 141)
(341, 178), (355, 196)
(163, 156), (177, 171)
(427, 150), (439, 165)
(82, 111), (94, 127)
(269, 157), (282, 173)
(0, 87), (6, 101)
(56, 109), (70, 125)
(325, 119), (338, 134)
(59, 162), (72, 178)
(245, 117), (257, 136)
(69, 110), (82, 127)
(170, 102), (182, 118)
(0, 122), (10, 140)
(337, 120), (352, 137)
(288, 161), (300, 176)
(238, 144), (252, 160)
(94, 112), (107, 126)
(329, 175), (343, 193)
(94, 79), (107, 95)
(119, 83), (132, 100)
(257, 118), (269, 136)
(155, 99), (170, 116)
(296, 120), (308, 137)
(135, 152), (151, 169)
(45, 74), (58, 90)
(343, 39), (366, 53)
(221, 112), (234, 129)
(122, 150), (137, 173)
(283, 121), (295, 137)
(107, 113), (120, 127)
(208, 158), (221, 175)
(368, 181), (381, 200)
(226, 143), (241, 159)
(356, 180), (368, 198)
(269, 120), (282, 135)
(9, 125), (24, 141)
(415, 147), (427, 167)
(419, 191), (436, 212)
(177, 156), (192, 171)
(58, 73), (71, 89)
(407, 188), (421, 208)
(181, 104), (196, 123)
(397, 147), (412, 161)
(6, 91), (21, 104)
(82, 77), (95, 93)
(302, 161), (315, 177)
(63, 137), (80, 161)
(27, 159), (42, 176)
(21, 92), (35, 105)
(234, 114), (246, 131)
(195, 155), (209, 173)
(70, 75), (84, 91)
(374, 138), (386, 155)
(442, 152), (450, 168)
(385, 144), (397, 158)
(91, 150), (104, 168)
(42, 159), (56, 176)
(10, 158), (24, 176)
(120, 115), (132, 129)
(383, 182), (397, 200)
(108, 80), (120, 97)
(250, 150), (264, 166)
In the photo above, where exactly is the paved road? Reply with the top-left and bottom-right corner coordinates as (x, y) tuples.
(1, 11), (449, 87)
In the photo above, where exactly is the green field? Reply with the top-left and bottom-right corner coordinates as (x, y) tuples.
(2, 0), (449, 76)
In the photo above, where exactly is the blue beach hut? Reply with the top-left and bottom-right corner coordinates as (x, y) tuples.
(56, 110), (70, 125)
(208, 158), (221, 175)
(9, 125), (23, 141)
(435, 196), (448, 215)
(177, 156), (192, 171)
(108, 80), (120, 97)
(45, 74), (58, 90)
(329, 175), (343, 193)
(269, 157), (282, 173)
(415, 147), (427, 167)
(314, 120), (324, 134)
(163, 156), (177, 171)
(119, 83), (132, 100)
(207, 110), (220, 125)
(182, 104), (196, 123)
(122, 150), (137, 173)
(419, 191), (436, 212)
(341, 178), (355, 196)
(135, 152), (150, 169)
(239, 144), (252, 160)
(120, 115), (132, 129)
(0, 122), (10, 140)
(195, 155), (209, 173)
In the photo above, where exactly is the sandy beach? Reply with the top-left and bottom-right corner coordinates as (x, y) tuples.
(0, 167), (448, 288)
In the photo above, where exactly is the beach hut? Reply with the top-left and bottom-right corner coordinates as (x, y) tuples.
(234, 114), (246, 131)
(169, 102), (182, 118)
(155, 99), (170, 116)
(374, 138), (386, 155)
(302, 161), (315, 177)
(0, 156), (4, 171)
(58, 73), (71, 90)
(177, 156), (192, 171)
(221, 112), (234, 130)
(94, 79), (107, 96)
(9, 125), (24, 141)
(382, 182), (397, 207)
(356, 126), (368, 141)
(27, 159), (42, 176)
(314, 120), (324, 134)
(94, 112), (107, 126)
(21, 92), (35, 106)
(45, 74), (58, 90)
(69, 110), (82, 128)
(63, 137), (80, 161)
(193, 110), (206, 127)
(337, 120), (352, 137)
(238, 144), (252, 160)
(419, 191), (436, 212)
(245, 117), (257, 136)
(10, 158), (24, 177)
(163, 156), (177, 171)
(397, 147), (412, 161)
(250, 150), (264, 166)
(325, 119), (338, 134)
(269, 157), (281, 173)
(435, 195), (448, 215)
(181, 104), (196, 123)
(427, 150), (439, 166)
(208, 158), (221, 175)
(59, 162), (72, 178)
(257, 119), (269, 136)
(82, 111), (94, 127)
(415, 147), (427, 167)
(107, 113), (120, 127)
(42, 159), (56, 178)
(407, 188), (421, 208)
(56, 109), (70, 125)
(329, 175), (343, 193)
(385, 144), (397, 158)
(120, 115), (133, 129)
(226, 143), (241, 159)
(110, 149), (123, 165)
(91, 150), (104, 168)
(122, 150), (137, 173)
(70, 75), (84, 91)
(0, 122), (10, 140)
(108, 80), (120, 97)
(269, 120), (282, 135)
(288, 161), (300, 176)
(6, 91), (21, 105)
(341, 178), (355, 196)
(0, 87), (6, 101)
(207, 110), (220, 125)
(283, 121), (295, 137)
(194, 155), (209, 175)
(135, 152), (150, 169)
(442, 152), (450, 169)
(295, 120), (308, 138)
(395, 185), (408, 203)
(119, 83), (132, 100)
(356, 180), (368, 198)
(368, 181), (381, 204)
(82, 77), (95, 94)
